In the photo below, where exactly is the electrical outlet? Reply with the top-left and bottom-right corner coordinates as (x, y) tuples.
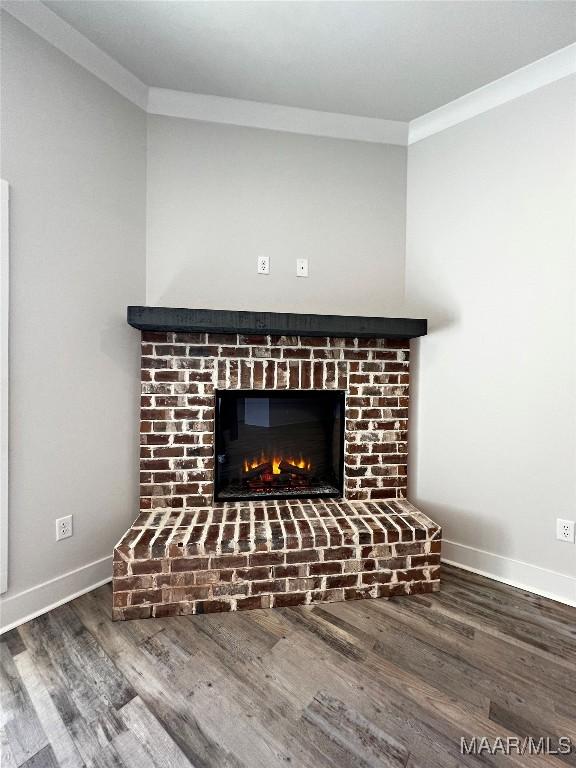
(56, 515), (73, 541)
(296, 258), (309, 277)
(257, 256), (270, 275)
(556, 518), (575, 543)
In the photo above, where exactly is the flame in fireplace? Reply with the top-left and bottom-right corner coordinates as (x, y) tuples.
(243, 453), (311, 475)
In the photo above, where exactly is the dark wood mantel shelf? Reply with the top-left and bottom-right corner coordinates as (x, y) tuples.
(127, 306), (427, 340)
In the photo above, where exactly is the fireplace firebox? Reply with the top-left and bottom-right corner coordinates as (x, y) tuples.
(215, 390), (345, 501)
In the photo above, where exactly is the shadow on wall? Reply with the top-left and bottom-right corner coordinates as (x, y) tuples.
(405, 307), (508, 558)
(410, 499), (509, 560)
(99, 313), (142, 520)
(151, 260), (409, 318)
(406, 298), (457, 500)
(99, 314), (141, 373)
(408, 299), (456, 335)
(408, 333), (513, 560)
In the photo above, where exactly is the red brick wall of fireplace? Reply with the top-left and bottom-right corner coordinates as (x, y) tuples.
(139, 332), (410, 510)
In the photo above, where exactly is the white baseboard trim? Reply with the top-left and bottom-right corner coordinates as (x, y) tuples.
(1, 542), (573, 634)
(442, 539), (576, 608)
(0, 555), (112, 634)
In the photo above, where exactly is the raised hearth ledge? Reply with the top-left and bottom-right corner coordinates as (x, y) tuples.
(127, 306), (427, 340)
(113, 499), (442, 620)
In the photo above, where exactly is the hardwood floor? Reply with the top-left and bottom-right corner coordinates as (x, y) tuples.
(1, 564), (575, 768)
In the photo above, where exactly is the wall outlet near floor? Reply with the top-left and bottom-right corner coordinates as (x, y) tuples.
(556, 518), (575, 543)
(56, 514), (73, 541)
(296, 258), (309, 277)
(257, 256), (270, 274)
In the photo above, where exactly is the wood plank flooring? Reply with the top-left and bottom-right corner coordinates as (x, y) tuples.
(1, 564), (575, 768)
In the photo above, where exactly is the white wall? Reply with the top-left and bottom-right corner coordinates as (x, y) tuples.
(0, 14), (146, 630)
(146, 116), (407, 315)
(406, 76), (576, 604)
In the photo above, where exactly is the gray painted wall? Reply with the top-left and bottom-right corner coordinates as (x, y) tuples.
(0, 14), (146, 627)
(405, 76), (576, 601)
(146, 116), (407, 316)
(2, 11), (573, 623)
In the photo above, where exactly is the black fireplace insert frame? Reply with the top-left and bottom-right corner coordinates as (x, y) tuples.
(214, 389), (346, 503)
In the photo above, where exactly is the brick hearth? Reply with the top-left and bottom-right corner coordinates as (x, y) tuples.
(113, 498), (441, 619)
(113, 325), (441, 619)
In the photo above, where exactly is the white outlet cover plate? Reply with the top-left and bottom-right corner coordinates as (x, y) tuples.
(296, 258), (309, 277)
(257, 256), (270, 274)
(56, 514), (73, 541)
(556, 518), (575, 542)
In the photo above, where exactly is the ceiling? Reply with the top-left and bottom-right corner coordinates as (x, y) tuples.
(45, 1), (576, 121)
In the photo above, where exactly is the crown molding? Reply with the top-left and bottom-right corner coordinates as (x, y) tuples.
(4, 1), (407, 145)
(409, 43), (576, 144)
(1, 0), (148, 110)
(147, 88), (409, 146)
(3, 2), (574, 146)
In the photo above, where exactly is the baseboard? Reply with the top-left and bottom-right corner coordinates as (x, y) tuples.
(1, 542), (573, 633)
(442, 539), (576, 608)
(0, 555), (112, 634)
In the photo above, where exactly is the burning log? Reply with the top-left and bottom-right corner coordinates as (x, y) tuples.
(279, 460), (311, 479)
(243, 462), (273, 480)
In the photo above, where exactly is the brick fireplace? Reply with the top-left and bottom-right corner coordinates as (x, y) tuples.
(113, 308), (441, 620)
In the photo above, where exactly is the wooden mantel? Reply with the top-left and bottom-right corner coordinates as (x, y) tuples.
(127, 306), (427, 340)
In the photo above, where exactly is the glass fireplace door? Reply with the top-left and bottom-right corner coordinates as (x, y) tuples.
(215, 390), (345, 501)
